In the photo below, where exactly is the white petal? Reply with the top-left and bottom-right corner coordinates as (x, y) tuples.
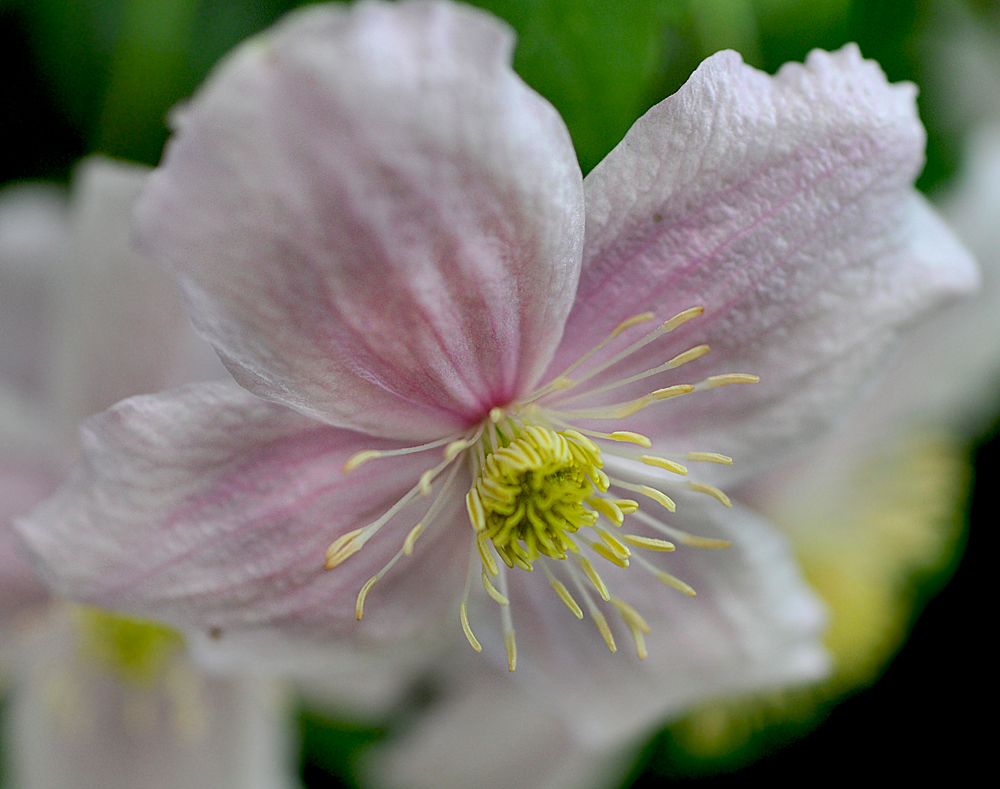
(6, 607), (298, 789)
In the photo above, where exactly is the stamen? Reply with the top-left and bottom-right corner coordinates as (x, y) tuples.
(542, 562), (584, 619)
(586, 496), (625, 527)
(686, 452), (733, 465)
(631, 509), (731, 549)
(611, 597), (651, 659)
(325, 471), (429, 568)
(632, 553), (697, 597)
(482, 570), (509, 605)
(342, 435), (456, 473)
(574, 554), (610, 601)
(639, 455), (688, 475)
(562, 305), (705, 392)
(694, 373), (760, 390)
(620, 534), (676, 552)
(354, 576), (378, 620)
(610, 479), (676, 512)
(496, 565), (517, 671)
(526, 312), (657, 401)
(688, 482), (733, 508)
(586, 537), (630, 568)
(567, 564), (617, 653)
(548, 384), (693, 420)
(460, 545), (483, 652)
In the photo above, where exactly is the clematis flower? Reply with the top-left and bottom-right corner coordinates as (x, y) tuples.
(0, 159), (295, 789)
(16, 0), (977, 761)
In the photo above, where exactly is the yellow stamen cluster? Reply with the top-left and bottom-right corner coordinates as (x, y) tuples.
(467, 426), (606, 570)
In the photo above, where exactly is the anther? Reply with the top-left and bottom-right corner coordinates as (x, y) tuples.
(696, 373), (760, 389)
(482, 571), (509, 605)
(621, 534), (676, 552)
(666, 344), (710, 369)
(688, 482), (732, 507)
(640, 455), (689, 475)
(460, 600), (482, 652)
(324, 527), (367, 569)
(686, 452), (733, 464)
(574, 555), (610, 601)
(355, 576), (379, 620)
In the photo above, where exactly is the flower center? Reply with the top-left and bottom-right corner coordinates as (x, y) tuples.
(472, 425), (601, 567)
(330, 306), (759, 671)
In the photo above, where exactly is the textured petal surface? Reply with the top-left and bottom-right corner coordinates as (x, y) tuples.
(6, 607), (297, 789)
(465, 495), (828, 745)
(543, 46), (977, 481)
(134, 0), (584, 440)
(16, 383), (470, 647)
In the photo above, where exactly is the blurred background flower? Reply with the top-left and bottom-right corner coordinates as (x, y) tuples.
(1, 0), (993, 786)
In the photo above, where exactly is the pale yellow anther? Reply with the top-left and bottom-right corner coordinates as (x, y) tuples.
(686, 452), (733, 465)
(466, 489), (486, 532)
(701, 373), (760, 388)
(676, 534), (732, 549)
(689, 482), (732, 507)
(587, 496), (624, 526)
(611, 599), (650, 660)
(549, 579), (584, 619)
(489, 407), (505, 423)
(638, 485), (676, 512)
(444, 438), (471, 462)
(652, 384), (695, 400)
(418, 469), (435, 496)
(505, 632), (518, 671)
(640, 455), (689, 475)
(593, 468), (611, 492)
(574, 555), (610, 601)
(477, 533), (499, 577)
(667, 344), (710, 369)
(355, 576), (378, 620)
(591, 542), (630, 568)
(662, 305), (704, 332)
(482, 571), (509, 605)
(621, 534), (676, 552)
(597, 528), (630, 557)
(402, 522), (424, 556)
(611, 312), (655, 338)
(654, 570), (697, 596)
(611, 598), (651, 634)
(460, 601), (482, 652)
(608, 431), (652, 448)
(592, 610), (617, 653)
(343, 450), (381, 473)
(324, 528), (367, 569)
(614, 498), (640, 514)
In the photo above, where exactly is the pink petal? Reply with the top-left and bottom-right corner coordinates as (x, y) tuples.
(15, 383), (470, 647)
(545, 46), (977, 478)
(134, 1), (584, 441)
(481, 499), (828, 745)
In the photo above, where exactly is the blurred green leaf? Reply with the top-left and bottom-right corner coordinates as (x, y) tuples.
(469, 0), (682, 174)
